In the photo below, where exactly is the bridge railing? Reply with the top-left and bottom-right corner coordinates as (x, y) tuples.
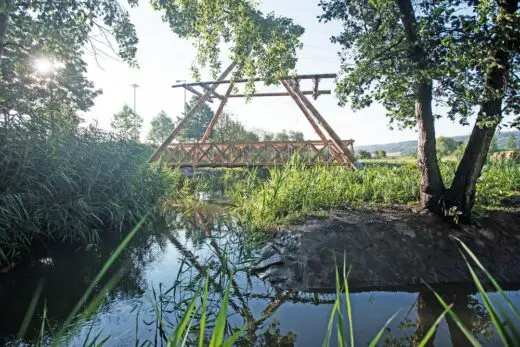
(160, 140), (355, 168)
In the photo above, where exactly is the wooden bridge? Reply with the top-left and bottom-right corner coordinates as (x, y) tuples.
(161, 140), (355, 168)
(150, 63), (357, 169)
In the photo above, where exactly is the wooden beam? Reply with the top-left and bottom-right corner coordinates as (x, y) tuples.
(312, 77), (320, 100)
(209, 90), (331, 99)
(291, 83), (357, 168)
(149, 62), (236, 162)
(200, 83), (234, 144)
(172, 73), (337, 89)
(200, 84), (225, 100)
(184, 85), (214, 103)
(281, 80), (333, 156)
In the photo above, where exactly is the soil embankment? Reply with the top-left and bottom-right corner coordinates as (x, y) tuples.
(251, 207), (520, 291)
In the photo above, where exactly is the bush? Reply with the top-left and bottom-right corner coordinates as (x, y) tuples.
(0, 119), (179, 267)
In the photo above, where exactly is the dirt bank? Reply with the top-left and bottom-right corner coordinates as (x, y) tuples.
(251, 206), (520, 291)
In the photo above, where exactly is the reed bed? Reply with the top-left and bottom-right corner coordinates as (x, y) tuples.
(0, 119), (179, 267)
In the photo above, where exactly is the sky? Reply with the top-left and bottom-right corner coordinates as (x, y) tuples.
(82, 0), (510, 146)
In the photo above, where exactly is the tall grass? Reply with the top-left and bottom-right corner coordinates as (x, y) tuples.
(225, 157), (519, 231)
(0, 119), (180, 267)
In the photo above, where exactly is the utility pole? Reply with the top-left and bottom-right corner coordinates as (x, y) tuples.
(130, 83), (139, 114)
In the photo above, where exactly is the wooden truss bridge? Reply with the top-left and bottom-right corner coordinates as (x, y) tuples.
(150, 62), (357, 168)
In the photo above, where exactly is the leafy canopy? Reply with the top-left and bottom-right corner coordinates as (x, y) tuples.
(150, 0), (305, 93)
(319, 0), (520, 129)
(148, 111), (174, 144)
(111, 104), (143, 141)
(0, 0), (138, 120)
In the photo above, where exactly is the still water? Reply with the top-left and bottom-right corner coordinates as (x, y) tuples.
(0, 209), (518, 346)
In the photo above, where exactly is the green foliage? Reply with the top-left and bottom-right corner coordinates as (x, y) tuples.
(490, 136), (500, 153)
(150, 0), (304, 93)
(225, 158), (519, 231)
(356, 150), (372, 159)
(0, 0), (138, 120)
(210, 113), (259, 142)
(373, 150), (387, 159)
(0, 119), (179, 267)
(177, 96), (214, 141)
(437, 137), (463, 157)
(319, 0), (519, 128)
(507, 133), (518, 150)
(111, 104), (143, 141)
(148, 110), (174, 145)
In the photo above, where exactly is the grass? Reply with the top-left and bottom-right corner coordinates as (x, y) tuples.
(0, 119), (181, 268)
(221, 156), (520, 231)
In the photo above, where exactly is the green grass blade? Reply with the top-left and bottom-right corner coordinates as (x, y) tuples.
(18, 278), (45, 340)
(463, 254), (515, 346)
(60, 212), (151, 334)
(368, 311), (400, 347)
(425, 283), (482, 347)
(198, 276), (209, 347)
(343, 256), (354, 347)
(221, 327), (246, 347)
(209, 279), (232, 347)
(454, 236), (520, 321)
(334, 263), (346, 347)
(169, 292), (199, 346)
(36, 301), (47, 347)
(322, 299), (340, 347)
(417, 304), (452, 347)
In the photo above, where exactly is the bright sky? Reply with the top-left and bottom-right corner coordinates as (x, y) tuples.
(82, 0), (510, 146)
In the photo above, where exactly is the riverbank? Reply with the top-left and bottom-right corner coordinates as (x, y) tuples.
(252, 205), (520, 291)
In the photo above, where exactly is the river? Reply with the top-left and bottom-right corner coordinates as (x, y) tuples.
(0, 209), (518, 346)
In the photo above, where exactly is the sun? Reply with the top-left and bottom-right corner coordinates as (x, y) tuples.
(33, 57), (56, 75)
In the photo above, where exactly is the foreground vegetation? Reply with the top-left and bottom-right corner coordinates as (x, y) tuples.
(0, 120), (179, 268)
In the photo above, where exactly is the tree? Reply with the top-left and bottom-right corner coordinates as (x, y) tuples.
(0, 1), (138, 123)
(356, 150), (371, 159)
(507, 133), (518, 150)
(275, 130), (290, 141)
(210, 113), (259, 143)
(177, 96), (214, 141)
(111, 104), (143, 141)
(490, 136), (500, 153)
(320, 0), (519, 217)
(150, 0), (304, 94)
(374, 150), (387, 159)
(148, 111), (174, 145)
(288, 130), (304, 141)
(437, 137), (462, 157)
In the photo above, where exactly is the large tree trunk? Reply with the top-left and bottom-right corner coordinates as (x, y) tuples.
(416, 80), (445, 212)
(446, 0), (517, 217)
(397, 0), (445, 213)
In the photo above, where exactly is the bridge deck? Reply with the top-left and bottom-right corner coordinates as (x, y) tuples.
(161, 140), (355, 168)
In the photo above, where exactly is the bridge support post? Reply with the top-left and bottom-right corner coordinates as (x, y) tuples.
(149, 62), (236, 162)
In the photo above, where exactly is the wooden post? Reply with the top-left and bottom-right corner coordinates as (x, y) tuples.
(200, 83), (234, 143)
(281, 80), (332, 149)
(282, 80), (346, 165)
(291, 83), (357, 168)
(149, 62), (236, 162)
(184, 85), (214, 103)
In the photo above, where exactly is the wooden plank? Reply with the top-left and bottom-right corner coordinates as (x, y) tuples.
(149, 62), (236, 162)
(210, 90), (331, 99)
(200, 84), (225, 100)
(172, 73), (337, 89)
(184, 85), (214, 103)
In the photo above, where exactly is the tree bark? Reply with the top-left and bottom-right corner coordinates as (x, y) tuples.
(396, 0), (445, 212)
(446, 0), (517, 217)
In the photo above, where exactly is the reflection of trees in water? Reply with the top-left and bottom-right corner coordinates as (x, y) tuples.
(155, 209), (307, 346)
(384, 288), (494, 346)
(0, 217), (171, 343)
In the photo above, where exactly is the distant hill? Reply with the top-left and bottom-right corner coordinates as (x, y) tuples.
(355, 130), (520, 156)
